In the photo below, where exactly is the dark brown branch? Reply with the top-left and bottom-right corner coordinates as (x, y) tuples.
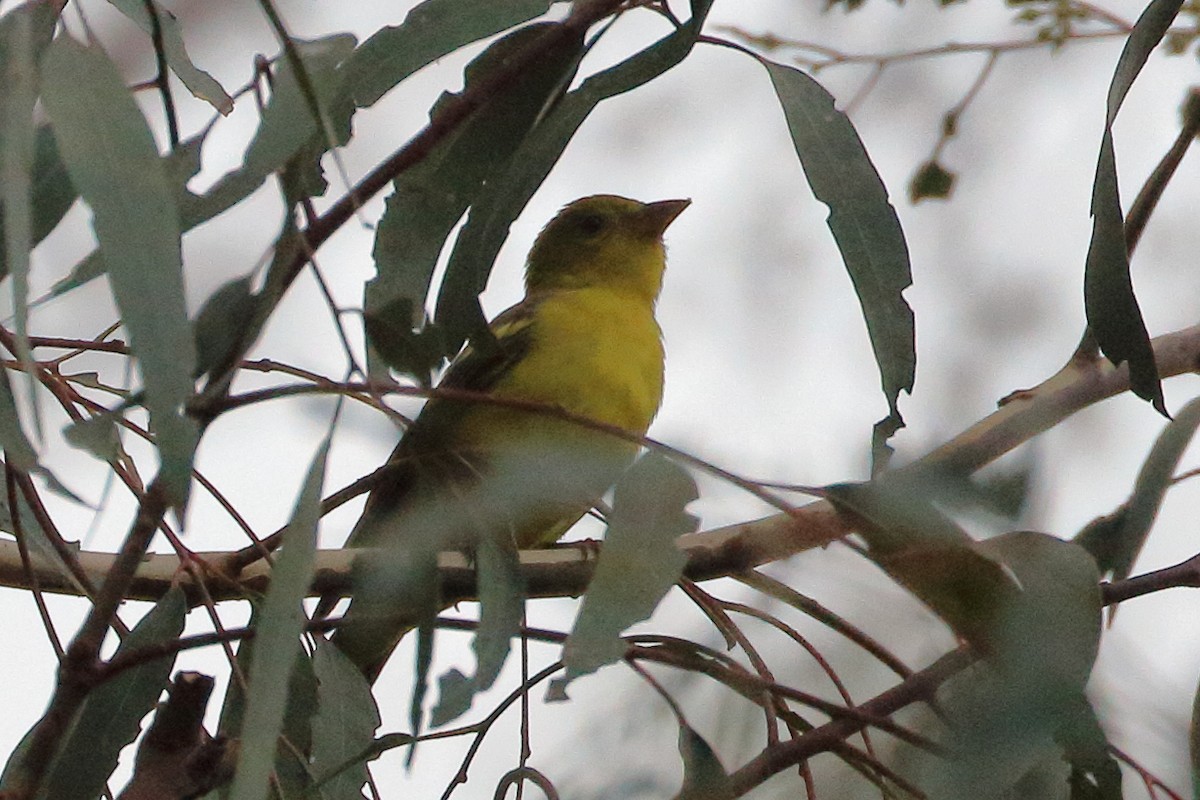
(1125, 87), (1200, 253)
(1100, 552), (1200, 605)
(726, 648), (975, 796)
(117, 672), (233, 800)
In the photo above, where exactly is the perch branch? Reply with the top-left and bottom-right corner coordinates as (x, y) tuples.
(3, 322), (1198, 605)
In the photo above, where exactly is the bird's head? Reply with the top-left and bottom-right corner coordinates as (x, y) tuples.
(525, 195), (690, 302)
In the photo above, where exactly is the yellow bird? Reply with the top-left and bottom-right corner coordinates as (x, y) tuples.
(329, 194), (690, 682)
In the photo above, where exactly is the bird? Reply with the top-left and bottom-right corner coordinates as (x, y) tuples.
(326, 194), (690, 683)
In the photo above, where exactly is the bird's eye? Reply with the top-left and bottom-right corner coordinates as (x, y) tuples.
(576, 213), (606, 236)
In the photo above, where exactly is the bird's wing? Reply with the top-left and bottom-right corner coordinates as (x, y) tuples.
(345, 300), (540, 548)
(316, 300), (541, 625)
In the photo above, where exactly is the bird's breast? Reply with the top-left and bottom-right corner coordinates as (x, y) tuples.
(489, 288), (665, 435)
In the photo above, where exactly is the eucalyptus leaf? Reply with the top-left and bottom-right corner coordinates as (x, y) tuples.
(0, 366), (36, 471)
(338, 0), (559, 109)
(429, 537), (523, 727)
(550, 454), (696, 698)
(823, 479), (1020, 655)
(227, 435), (329, 800)
(903, 532), (1102, 799)
(365, 21), (584, 381)
(310, 640), (380, 798)
(1, 0), (59, 447)
(1055, 696), (1122, 800)
(41, 34), (197, 510)
(106, 0), (233, 113)
(677, 724), (733, 800)
(191, 276), (258, 381)
(40, 587), (188, 800)
(0, 125), (78, 283)
(63, 413), (120, 462)
(242, 35), (357, 182)
(1075, 396), (1200, 580)
(763, 59), (914, 459)
(1082, 0), (1182, 416)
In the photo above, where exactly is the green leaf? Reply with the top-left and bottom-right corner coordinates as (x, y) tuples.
(100, 34), (357, 269)
(0, 368), (36, 471)
(274, 651), (319, 797)
(40, 586), (188, 800)
(1083, 131), (1163, 414)
(1075, 395), (1200, 580)
(105, 0), (233, 114)
(45, 126), (225, 303)
(905, 532), (1102, 798)
(432, 0), (714, 367)
(241, 35), (357, 184)
(762, 59), (915, 450)
(977, 531), (1102, 688)
(63, 413), (120, 462)
(1, 0), (59, 446)
(430, 537), (524, 727)
(549, 454), (696, 698)
(1056, 696), (1122, 800)
(909, 158), (955, 202)
(338, 0), (559, 109)
(191, 275), (259, 381)
(0, 125), (78, 283)
(1083, 0), (1182, 416)
(471, 536), (523, 691)
(43, 7), (553, 303)
(41, 34), (198, 510)
(365, 21), (585, 381)
(0, 3), (63, 279)
(43, 248), (104, 301)
(823, 479), (1021, 655)
(164, 128), (206, 187)
(216, 612), (319, 797)
(227, 435), (329, 800)
(310, 640), (380, 798)
(833, 476), (1101, 682)
(430, 669), (474, 730)
(677, 724), (733, 800)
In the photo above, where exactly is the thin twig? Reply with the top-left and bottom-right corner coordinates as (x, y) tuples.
(141, 0), (179, 148)
(7, 466), (64, 660)
(1125, 87), (1200, 253)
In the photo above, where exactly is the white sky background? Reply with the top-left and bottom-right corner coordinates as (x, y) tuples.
(2, 0), (1200, 797)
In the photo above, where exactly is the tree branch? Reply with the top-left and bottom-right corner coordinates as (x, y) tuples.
(725, 647), (976, 796)
(4, 323), (1199, 606)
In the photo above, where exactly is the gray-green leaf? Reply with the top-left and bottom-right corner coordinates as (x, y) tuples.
(41, 34), (198, 510)
(550, 454), (696, 698)
(40, 587), (188, 800)
(227, 434), (330, 800)
(338, 0), (559, 109)
(763, 59), (915, 457)
(105, 0), (233, 113)
(1083, 0), (1182, 416)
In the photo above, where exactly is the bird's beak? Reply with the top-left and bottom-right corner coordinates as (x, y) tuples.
(639, 198), (691, 238)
